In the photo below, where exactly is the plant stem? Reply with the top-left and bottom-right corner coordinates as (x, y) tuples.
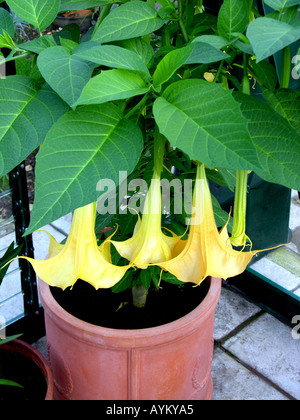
(153, 130), (166, 176)
(214, 60), (224, 83)
(280, 46), (291, 89)
(132, 284), (148, 308)
(178, 0), (189, 43)
(125, 94), (149, 119)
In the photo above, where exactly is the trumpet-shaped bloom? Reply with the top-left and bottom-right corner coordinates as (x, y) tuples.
(111, 170), (185, 269)
(13, 202), (131, 290)
(158, 163), (260, 285)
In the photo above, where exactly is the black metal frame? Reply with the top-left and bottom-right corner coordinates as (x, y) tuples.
(7, 165), (45, 343)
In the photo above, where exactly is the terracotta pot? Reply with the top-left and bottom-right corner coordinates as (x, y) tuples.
(39, 277), (221, 400)
(0, 339), (53, 400)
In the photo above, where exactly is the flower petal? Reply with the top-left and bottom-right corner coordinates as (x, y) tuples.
(111, 175), (185, 268)
(159, 163), (255, 285)
(17, 203), (132, 290)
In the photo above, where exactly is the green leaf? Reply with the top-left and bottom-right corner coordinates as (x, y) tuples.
(0, 242), (22, 286)
(153, 79), (260, 171)
(0, 379), (23, 388)
(93, 1), (164, 43)
(262, 88), (300, 135)
(76, 69), (150, 106)
(27, 104), (143, 233)
(54, 23), (81, 44)
(19, 35), (57, 54)
(153, 42), (229, 87)
(37, 46), (95, 108)
(59, 0), (106, 12)
(0, 29), (15, 49)
(192, 34), (229, 49)
(247, 17), (300, 62)
(234, 92), (300, 191)
(74, 43), (150, 77)
(6, 0), (60, 32)
(119, 38), (154, 69)
(281, 5), (299, 23)
(111, 270), (133, 293)
(212, 194), (233, 231)
(161, 271), (184, 286)
(217, 0), (249, 40)
(0, 334), (23, 345)
(264, 0), (300, 11)
(249, 59), (278, 90)
(0, 75), (68, 177)
(0, 7), (15, 37)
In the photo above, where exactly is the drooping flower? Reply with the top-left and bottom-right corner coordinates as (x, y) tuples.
(111, 132), (185, 269)
(11, 202), (131, 290)
(158, 163), (263, 285)
(111, 168), (185, 269)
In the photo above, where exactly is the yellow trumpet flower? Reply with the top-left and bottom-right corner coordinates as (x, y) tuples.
(158, 163), (258, 285)
(12, 202), (131, 290)
(111, 169), (185, 269)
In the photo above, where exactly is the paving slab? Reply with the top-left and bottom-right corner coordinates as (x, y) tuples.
(214, 286), (261, 341)
(222, 313), (300, 400)
(211, 347), (289, 400)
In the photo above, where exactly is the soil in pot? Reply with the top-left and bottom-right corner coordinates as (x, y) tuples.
(0, 348), (47, 401)
(51, 279), (210, 330)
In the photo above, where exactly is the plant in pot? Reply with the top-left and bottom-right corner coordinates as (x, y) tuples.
(0, 243), (54, 400)
(0, 0), (299, 400)
(54, 1), (101, 31)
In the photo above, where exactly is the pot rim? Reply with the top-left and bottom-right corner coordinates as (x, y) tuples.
(0, 338), (53, 400)
(39, 277), (221, 347)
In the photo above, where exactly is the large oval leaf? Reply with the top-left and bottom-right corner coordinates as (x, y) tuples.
(37, 46), (95, 108)
(153, 79), (260, 170)
(247, 17), (300, 62)
(0, 8), (15, 37)
(0, 75), (68, 177)
(234, 92), (300, 191)
(27, 104), (143, 234)
(217, 0), (249, 40)
(76, 69), (150, 106)
(262, 88), (300, 135)
(6, 0), (60, 32)
(73, 43), (150, 77)
(264, 0), (300, 11)
(92, 1), (164, 43)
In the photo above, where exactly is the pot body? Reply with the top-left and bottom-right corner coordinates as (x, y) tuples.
(1, 339), (53, 400)
(39, 277), (221, 401)
(53, 9), (94, 30)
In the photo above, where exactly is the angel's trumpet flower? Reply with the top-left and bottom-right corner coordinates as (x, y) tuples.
(159, 163), (261, 285)
(111, 168), (185, 269)
(111, 133), (185, 269)
(10, 202), (131, 290)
